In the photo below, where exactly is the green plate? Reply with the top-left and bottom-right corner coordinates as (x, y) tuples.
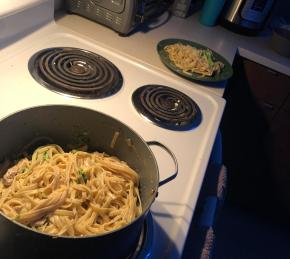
(157, 38), (233, 83)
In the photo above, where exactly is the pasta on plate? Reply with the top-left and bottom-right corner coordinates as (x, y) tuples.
(164, 43), (224, 77)
(0, 144), (142, 236)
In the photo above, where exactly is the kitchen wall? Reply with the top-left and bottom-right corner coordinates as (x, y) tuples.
(54, 0), (63, 11)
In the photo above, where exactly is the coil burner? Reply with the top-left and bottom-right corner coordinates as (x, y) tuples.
(28, 47), (123, 98)
(132, 85), (201, 130)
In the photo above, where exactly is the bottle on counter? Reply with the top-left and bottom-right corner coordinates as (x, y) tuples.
(199, 0), (226, 26)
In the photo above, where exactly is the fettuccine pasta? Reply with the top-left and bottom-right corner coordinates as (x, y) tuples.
(0, 145), (142, 236)
(164, 43), (224, 77)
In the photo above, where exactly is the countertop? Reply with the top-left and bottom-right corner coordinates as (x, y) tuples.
(55, 11), (290, 98)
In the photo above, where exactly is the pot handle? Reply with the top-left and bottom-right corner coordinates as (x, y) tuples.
(147, 141), (178, 187)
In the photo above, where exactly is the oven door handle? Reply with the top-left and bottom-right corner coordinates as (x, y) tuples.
(147, 141), (178, 187)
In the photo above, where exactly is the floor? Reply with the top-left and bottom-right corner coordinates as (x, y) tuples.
(182, 167), (290, 259)
(213, 200), (290, 259)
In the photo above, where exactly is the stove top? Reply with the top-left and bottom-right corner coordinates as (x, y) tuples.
(28, 47), (123, 99)
(0, 1), (225, 258)
(132, 85), (201, 131)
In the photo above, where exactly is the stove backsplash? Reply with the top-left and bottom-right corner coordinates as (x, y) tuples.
(0, 0), (54, 45)
(54, 0), (63, 11)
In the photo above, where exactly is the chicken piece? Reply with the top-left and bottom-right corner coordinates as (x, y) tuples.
(2, 164), (19, 187)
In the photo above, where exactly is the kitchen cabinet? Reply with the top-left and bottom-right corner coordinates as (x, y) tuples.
(242, 59), (290, 123)
(267, 98), (290, 211)
(221, 55), (290, 220)
(243, 59), (290, 214)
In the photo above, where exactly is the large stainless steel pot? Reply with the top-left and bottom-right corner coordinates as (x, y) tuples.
(0, 105), (177, 259)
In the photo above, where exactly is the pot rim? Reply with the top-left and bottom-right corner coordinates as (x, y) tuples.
(0, 104), (159, 239)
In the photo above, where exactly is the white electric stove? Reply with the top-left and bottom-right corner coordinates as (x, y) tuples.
(0, 1), (225, 258)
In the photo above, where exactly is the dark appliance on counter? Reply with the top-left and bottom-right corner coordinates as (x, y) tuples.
(65, 0), (173, 35)
(220, 0), (275, 35)
(170, 0), (203, 18)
